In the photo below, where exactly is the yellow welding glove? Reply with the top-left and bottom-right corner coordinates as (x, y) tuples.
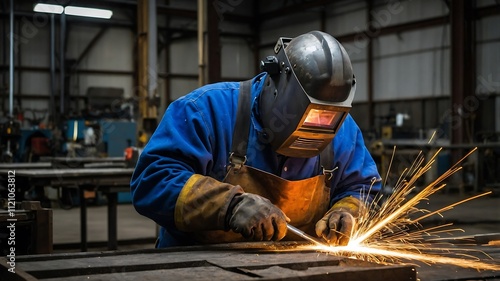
(228, 193), (289, 241)
(315, 196), (364, 246)
(175, 174), (244, 232)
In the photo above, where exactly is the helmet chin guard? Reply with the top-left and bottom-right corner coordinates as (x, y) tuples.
(259, 31), (356, 158)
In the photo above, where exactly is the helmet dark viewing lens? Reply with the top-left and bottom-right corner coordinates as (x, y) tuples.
(303, 109), (341, 130)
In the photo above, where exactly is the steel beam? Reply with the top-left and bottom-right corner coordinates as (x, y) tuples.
(450, 0), (475, 148)
(8, 0), (13, 117)
(367, 0), (374, 128)
(50, 14), (56, 126)
(137, 0), (158, 135)
(207, 2), (221, 83)
(75, 27), (109, 67)
(148, 0), (158, 103)
(59, 12), (66, 116)
(198, 0), (206, 86)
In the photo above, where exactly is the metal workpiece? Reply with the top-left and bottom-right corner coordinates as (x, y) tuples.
(1, 242), (417, 281)
(2, 241), (498, 280)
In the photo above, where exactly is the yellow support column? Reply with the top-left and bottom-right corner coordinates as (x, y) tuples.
(137, 0), (158, 138)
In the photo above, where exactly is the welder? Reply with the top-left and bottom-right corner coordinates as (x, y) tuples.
(130, 31), (381, 248)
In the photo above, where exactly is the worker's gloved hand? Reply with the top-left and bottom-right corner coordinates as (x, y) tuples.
(315, 196), (364, 246)
(227, 193), (289, 241)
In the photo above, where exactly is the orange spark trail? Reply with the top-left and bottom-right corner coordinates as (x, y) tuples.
(352, 148), (477, 245)
(304, 244), (500, 271)
(302, 146), (500, 271)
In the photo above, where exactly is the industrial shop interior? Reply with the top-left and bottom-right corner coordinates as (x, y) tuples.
(0, 0), (499, 280)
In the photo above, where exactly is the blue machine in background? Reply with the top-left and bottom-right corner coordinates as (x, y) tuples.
(65, 119), (86, 141)
(100, 120), (137, 157)
(62, 86), (137, 158)
(64, 119), (136, 157)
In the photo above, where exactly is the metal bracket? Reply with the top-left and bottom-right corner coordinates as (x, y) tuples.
(322, 166), (338, 181)
(228, 152), (247, 172)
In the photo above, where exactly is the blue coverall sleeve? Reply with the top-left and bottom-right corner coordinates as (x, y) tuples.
(130, 87), (235, 230)
(330, 114), (381, 205)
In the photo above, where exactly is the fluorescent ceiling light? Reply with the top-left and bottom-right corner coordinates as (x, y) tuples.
(64, 6), (113, 19)
(33, 3), (64, 14)
(33, 4), (112, 19)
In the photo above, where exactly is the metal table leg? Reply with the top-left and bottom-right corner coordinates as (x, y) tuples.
(107, 192), (118, 250)
(79, 187), (87, 252)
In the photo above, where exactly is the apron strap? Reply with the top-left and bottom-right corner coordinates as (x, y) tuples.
(320, 141), (336, 187)
(229, 79), (253, 171)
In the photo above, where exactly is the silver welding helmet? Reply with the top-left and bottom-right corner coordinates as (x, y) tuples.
(259, 31), (356, 158)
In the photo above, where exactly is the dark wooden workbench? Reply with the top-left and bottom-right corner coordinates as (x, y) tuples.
(1, 242), (499, 280)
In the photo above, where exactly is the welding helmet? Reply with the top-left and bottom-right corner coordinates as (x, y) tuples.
(259, 31), (356, 158)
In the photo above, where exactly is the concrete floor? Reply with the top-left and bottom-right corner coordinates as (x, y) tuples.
(52, 202), (157, 252)
(52, 191), (500, 253)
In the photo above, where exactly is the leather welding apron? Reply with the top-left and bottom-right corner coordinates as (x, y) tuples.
(225, 164), (331, 239)
(192, 79), (334, 243)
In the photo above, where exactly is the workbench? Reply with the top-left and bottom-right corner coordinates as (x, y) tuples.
(0, 162), (52, 169)
(0, 201), (53, 255)
(40, 156), (126, 164)
(0, 168), (134, 251)
(372, 140), (500, 194)
(0, 160), (125, 170)
(40, 156), (127, 168)
(1, 242), (499, 280)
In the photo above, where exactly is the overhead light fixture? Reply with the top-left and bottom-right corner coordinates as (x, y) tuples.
(64, 6), (113, 19)
(33, 3), (64, 14)
(33, 4), (113, 19)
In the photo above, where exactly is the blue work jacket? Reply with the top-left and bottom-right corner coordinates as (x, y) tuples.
(130, 72), (381, 247)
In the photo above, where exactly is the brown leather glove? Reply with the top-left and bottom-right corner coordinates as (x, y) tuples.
(228, 193), (288, 241)
(175, 174), (244, 232)
(315, 196), (364, 246)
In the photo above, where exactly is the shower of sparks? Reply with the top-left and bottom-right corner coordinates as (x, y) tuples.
(301, 145), (500, 271)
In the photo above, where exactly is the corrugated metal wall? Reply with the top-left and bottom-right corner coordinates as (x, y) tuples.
(1, 0), (499, 138)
